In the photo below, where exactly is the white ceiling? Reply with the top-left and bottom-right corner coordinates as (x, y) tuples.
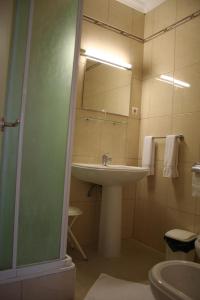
(116, 0), (166, 13)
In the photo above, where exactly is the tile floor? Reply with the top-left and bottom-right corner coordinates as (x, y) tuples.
(68, 239), (164, 300)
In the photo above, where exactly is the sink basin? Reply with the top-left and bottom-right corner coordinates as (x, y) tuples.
(149, 260), (200, 300)
(71, 163), (148, 257)
(72, 163), (148, 186)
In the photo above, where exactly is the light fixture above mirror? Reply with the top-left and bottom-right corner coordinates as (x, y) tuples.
(80, 48), (132, 71)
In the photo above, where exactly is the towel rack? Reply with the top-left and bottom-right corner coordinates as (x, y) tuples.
(153, 134), (184, 141)
(192, 163), (200, 173)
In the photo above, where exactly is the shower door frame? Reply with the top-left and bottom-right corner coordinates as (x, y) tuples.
(0, 0), (82, 282)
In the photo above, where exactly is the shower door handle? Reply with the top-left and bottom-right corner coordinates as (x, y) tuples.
(0, 117), (20, 132)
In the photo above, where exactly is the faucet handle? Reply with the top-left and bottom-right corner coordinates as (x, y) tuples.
(102, 153), (112, 166)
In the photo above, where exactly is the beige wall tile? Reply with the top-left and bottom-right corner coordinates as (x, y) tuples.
(132, 10), (145, 38)
(152, 0), (176, 33)
(130, 40), (144, 80)
(149, 115), (172, 137)
(144, 10), (154, 38)
(108, 0), (133, 32)
(147, 162), (169, 206)
(122, 198), (135, 239)
(167, 163), (196, 214)
(126, 119), (139, 159)
(100, 122), (127, 162)
(143, 201), (166, 252)
(140, 79), (151, 118)
(73, 115), (102, 158)
(143, 41), (152, 79)
(129, 79), (142, 119)
(148, 75), (173, 117)
(126, 158), (138, 166)
(176, 0), (200, 21)
(83, 0), (109, 22)
(173, 63), (200, 114)
(81, 22), (132, 65)
(72, 155), (99, 164)
(172, 112), (200, 163)
(138, 118), (151, 159)
(152, 30), (175, 76)
(175, 17), (200, 70)
(133, 187), (146, 242)
(0, 281), (21, 300)
(70, 177), (100, 203)
(134, 183), (166, 252)
(165, 207), (195, 233)
(122, 182), (136, 200)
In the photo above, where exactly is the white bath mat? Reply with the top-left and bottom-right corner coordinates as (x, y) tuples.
(84, 273), (155, 300)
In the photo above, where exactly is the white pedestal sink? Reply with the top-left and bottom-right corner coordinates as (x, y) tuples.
(71, 163), (148, 257)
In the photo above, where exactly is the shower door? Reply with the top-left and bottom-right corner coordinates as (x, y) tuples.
(0, 0), (82, 273)
(0, 0), (30, 271)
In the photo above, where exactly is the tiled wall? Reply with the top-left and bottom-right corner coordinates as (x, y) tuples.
(135, 0), (200, 252)
(69, 0), (144, 246)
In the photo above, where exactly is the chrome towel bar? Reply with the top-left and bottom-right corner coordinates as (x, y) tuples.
(153, 134), (184, 141)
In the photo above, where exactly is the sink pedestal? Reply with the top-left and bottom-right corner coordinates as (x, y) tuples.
(72, 163), (148, 258)
(98, 185), (122, 257)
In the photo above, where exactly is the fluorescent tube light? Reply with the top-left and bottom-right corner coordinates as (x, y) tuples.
(81, 49), (132, 70)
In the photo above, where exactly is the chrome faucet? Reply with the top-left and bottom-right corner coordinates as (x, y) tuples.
(102, 153), (112, 166)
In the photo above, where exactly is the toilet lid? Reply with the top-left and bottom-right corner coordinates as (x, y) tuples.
(165, 229), (197, 242)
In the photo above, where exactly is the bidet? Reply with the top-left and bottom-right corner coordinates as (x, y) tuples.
(149, 260), (200, 300)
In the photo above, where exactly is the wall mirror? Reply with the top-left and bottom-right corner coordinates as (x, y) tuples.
(82, 58), (132, 116)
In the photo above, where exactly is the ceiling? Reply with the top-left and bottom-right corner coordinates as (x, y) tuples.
(116, 0), (166, 13)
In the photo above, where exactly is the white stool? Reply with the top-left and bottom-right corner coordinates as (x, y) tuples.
(68, 206), (88, 260)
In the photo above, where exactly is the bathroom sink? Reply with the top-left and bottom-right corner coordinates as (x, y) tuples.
(71, 163), (148, 258)
(71, 163), (148, 186)
(149, 260), (200, 300)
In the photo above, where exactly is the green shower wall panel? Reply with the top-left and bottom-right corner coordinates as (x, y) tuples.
(0, 0), (30, 270)
(17, 0), (79, 266)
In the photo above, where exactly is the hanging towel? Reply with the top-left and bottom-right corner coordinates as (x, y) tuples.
(163, 135), (180, 178)
(142, 136), (155, 176)
(192, 172), (200, 197)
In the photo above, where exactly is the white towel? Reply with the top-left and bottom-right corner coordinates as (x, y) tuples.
(192, 172), (200, 197)
(163, 135), (180, 178)
(142, 136), (155, 176)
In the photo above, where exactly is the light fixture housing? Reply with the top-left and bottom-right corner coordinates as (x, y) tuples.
(80, 49), (132, 71)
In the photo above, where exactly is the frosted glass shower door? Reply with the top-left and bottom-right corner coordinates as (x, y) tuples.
(0, 0), (82, 271)
(0, 0), (30, 270)
(17, 0), (81, 266)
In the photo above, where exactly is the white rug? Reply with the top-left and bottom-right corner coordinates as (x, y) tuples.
(84, 273), (155, 300)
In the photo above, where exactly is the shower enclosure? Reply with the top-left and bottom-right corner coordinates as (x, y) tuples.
(0, 0), (82, 282)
